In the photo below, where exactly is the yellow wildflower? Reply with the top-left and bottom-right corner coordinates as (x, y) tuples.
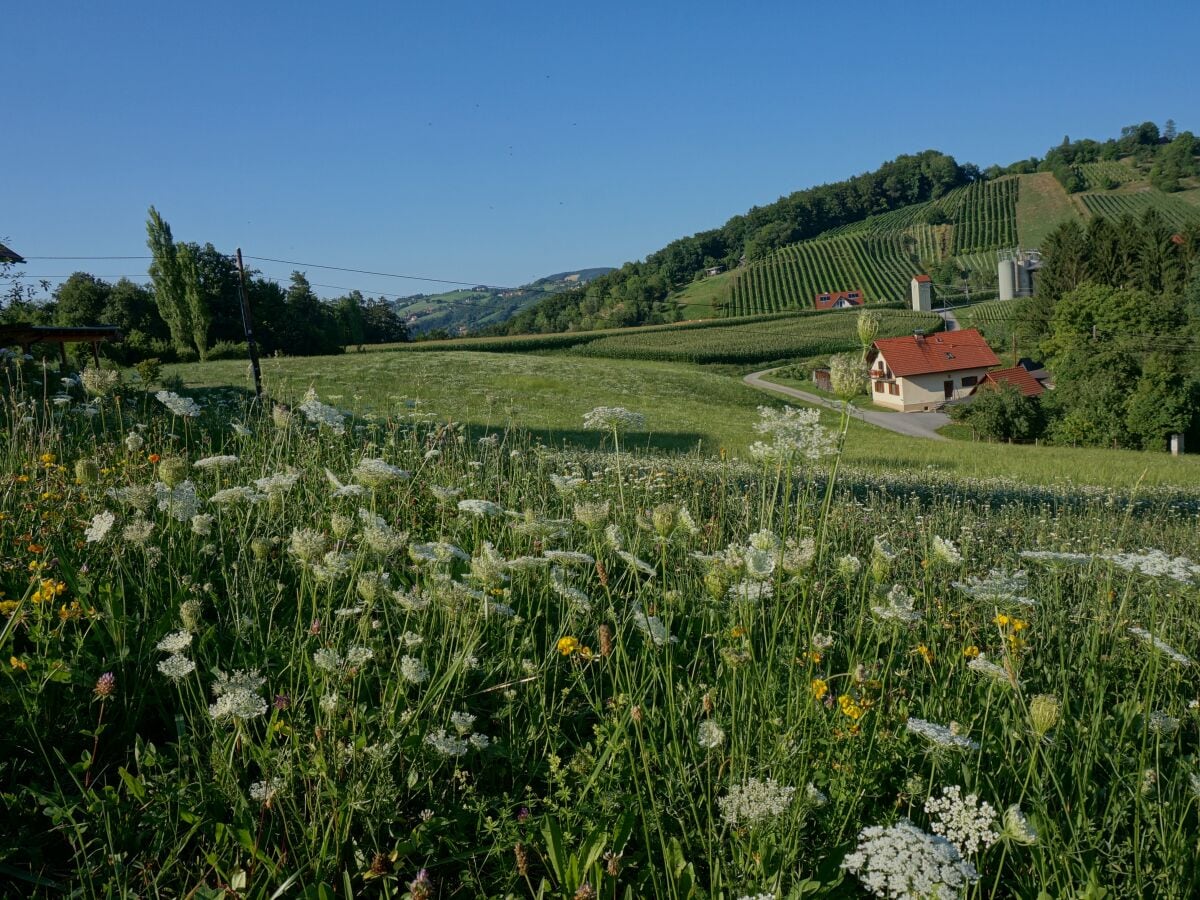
(556, 636), (579, 656)
(10, 656), (27, 672)
(963, 645), (980, 659)
(812, 678), (829, 701)
(838, 694), (866, 720)
(915, 644), (934, 664)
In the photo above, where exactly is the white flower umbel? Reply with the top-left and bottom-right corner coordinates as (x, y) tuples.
(156, 480), (199, 523)
(842, 820), (979, 899)
(208, 669), (268, 724)
(697, 720), (725, 750)
(924, 785), (999, 856)
(400, 655), (429, 684)
(325, 469), (366, 499)
(953, 568), (1036, 607)
(1000, 804), (1038, 846)
(193, 455), (239, 469)
(582, 406), (645, 432)
(297, 389), (345, 433)
(352, 457), (410, 488)
(156, 630), (193, 654)
(1127, 626), (1192, 666)
(718, 777), (796, 827)
(155, 390), (201, 417)
(1104, 549), (1200, 584)
(906, 717), (979, 751)
(747, 405), (835, 463)
(931, 536), (962, 565)
(425, 728), (469, 757)
(872, 585), (923, 624)
(549, 474), (586, 495)
(967, 654), (1017, 687)
(543, 549), (595, 567)
(84, 510), (116, 543)
(157, 653), (196, 681)
(630, 605), (675, 646)
(254, 471), (300, 495)
(458, 498), (503, 518)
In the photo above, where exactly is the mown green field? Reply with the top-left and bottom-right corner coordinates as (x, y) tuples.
(167, 350), (1200, 488)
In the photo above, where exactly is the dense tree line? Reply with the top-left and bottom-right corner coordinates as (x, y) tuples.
(494, 150), (974, 334)
(0, 211), (408, 364)
(967, 213), (1200, 450)
(1033, 121), (1197, 193)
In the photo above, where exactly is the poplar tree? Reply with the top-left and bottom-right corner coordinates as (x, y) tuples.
(145, 207), (192, 357)
(176, 242), (211, 360)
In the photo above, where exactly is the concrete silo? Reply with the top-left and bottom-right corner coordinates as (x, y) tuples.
(997, 249), (1042, 300)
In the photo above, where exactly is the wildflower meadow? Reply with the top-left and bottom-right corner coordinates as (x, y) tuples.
(2, 352), (1199, 898)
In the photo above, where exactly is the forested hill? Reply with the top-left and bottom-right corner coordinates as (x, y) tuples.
(491, 150), (974, 334)
(492, 121), (1197, 335)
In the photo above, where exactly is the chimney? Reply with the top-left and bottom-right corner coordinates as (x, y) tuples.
(913, 330), (925, 343)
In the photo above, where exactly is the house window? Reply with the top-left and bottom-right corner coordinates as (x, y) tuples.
(961, 375), (977, 388)
(874, 381), (883, 393)
(888, 382), (899, 396)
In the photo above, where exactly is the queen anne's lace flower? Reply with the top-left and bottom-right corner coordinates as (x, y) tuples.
(718, 777), (796, 826)
(156, 630), (192, 653)
(157, 480), (199, 522)
(924, 785), (999, 856)
(1127, 626), (1192, 665)
(352, 457), (410, 488)
(193, 455), (238, 469)
(155, 390), (201, 417)
(872, 585), (923, 624)
(747, 405), (835, 463)
(582, 406), (645, 432)
(842, 820), (979, 899)
(549, 473), (586, 494)
(85, 510), (116, 543)
(697, 720), (725, 750)
(906, 717), (979, 751)
(457, 498), (503, 518)
(157, 653), (196, 681)
(400, 656), (429, 684)
(296, 389), (345, 433)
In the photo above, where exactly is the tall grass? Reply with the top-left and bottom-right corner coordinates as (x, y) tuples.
(1, 354), (1198, 897)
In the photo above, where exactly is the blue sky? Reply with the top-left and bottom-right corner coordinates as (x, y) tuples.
(5, 0), (1197, 299)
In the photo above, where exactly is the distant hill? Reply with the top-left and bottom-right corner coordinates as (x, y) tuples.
(496, 123), (1197, 333)
(397, 267), (613, 337)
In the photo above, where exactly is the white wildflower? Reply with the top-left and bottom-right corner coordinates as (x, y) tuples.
(191, 513), (215, 536)
(400, 655), (429, 684)
(931, 536), (962, 565)
(697, 720), (725, 750)
(296, 389), (345, 433)
(352, 457), (410, 488)
(157, 653), (196, 681)
(842, 820), (979, 899)
(425, 728), (468, 757)
(457, 498), (503, 518)
(582, 406), (645, 432)
(549, 473), (586, 494)
(1000, 805), (1038, 846)
(924, 785), (999, 856)
(156, 630), (193, 653)
(325, 469), (366, 499)
(871, 585), (923, 623)
(85, 510), (116, 543)
(193, 455), (238, 469)
(155, 390), (202, 418)
(906, 717), (979, 751)
(1128, 626), (1192, 666)
(717, 777), (796, 826)
(156, 480), (200, 522)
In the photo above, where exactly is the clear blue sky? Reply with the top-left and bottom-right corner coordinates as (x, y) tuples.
(5, 0), (1197, 299)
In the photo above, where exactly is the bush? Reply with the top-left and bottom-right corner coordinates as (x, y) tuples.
(134, 357), (163, 387)
(208, 341), (250, 361)
(951, 382), (1045, 442)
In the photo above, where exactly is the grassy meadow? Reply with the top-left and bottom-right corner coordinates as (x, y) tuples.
(168, 350), (1200, 489)
(3, 344), (1200, 898)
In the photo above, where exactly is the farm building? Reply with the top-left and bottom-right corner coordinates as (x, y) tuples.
(910, 275), (932, 312)
(706, 265), (724, 277)
(867, 328), (999, 412)
(0, 242), (25, 264)
(814, 289), (864, 310)
(971, 366), (1045, 398)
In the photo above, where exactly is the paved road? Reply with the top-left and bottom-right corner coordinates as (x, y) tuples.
(743, 369), (951, 441)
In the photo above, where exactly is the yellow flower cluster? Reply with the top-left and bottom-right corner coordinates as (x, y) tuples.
(556, 636), (594, 660)
(31, 579), (67, 604)
(811, 678), (829, 701)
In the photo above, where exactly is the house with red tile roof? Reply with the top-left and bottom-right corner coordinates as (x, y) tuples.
(866, 328), (1000, 411)
(814, 289), (864, 310)
(971, 366), (1045, 398)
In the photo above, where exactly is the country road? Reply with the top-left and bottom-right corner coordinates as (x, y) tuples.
(743, 369), (951, 441)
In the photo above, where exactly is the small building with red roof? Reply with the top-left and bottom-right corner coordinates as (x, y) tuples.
(971, 366), (1045, 398)
(814, 289), (865, 310)
(867, 328), (1000, 411)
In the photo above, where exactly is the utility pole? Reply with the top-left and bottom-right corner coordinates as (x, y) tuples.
(235, 248), (263, 401)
